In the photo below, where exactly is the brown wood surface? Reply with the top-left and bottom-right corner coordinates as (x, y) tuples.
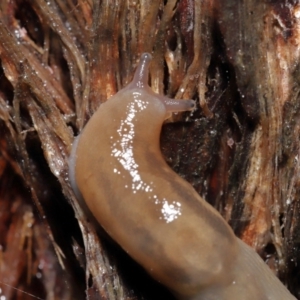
(0, 0), (299, 299)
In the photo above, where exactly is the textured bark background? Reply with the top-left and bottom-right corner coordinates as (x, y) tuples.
(0, 0), (299, 299)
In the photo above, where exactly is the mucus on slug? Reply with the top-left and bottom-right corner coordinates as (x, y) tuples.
(68, 53), (296, 300)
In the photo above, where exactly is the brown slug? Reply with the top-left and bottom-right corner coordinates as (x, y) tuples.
(69, 53), (296, 300)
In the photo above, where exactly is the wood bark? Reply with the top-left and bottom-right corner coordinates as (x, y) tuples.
(0, 0), (299, 299)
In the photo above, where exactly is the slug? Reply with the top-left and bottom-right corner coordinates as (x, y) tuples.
(69, 53), (296, 300)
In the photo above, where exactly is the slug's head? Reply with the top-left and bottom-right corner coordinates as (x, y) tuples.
(124, 53), (195, 117)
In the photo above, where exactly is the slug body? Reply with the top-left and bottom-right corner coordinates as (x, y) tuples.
(69, 54), (296, 300)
